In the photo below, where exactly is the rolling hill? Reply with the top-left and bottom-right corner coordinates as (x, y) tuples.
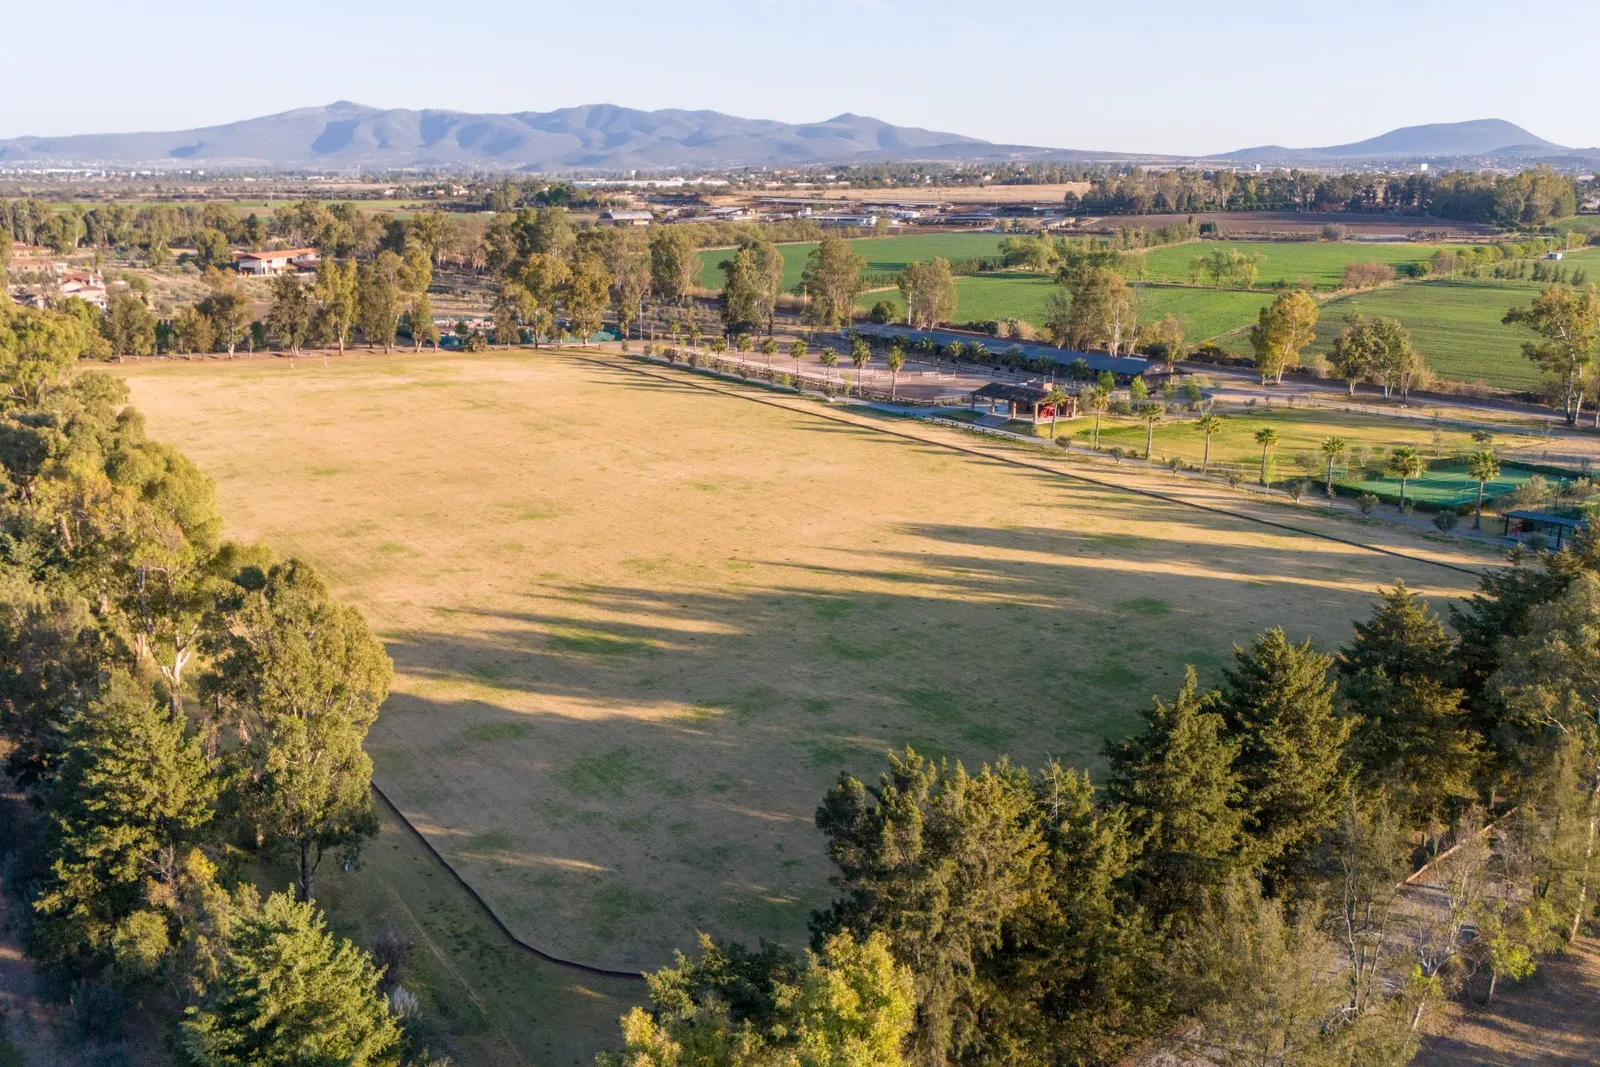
(1219, 119), (1576, 163)
(0, 102), (1003, 171)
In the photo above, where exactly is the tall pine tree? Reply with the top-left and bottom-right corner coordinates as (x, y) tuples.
(1220, 629), (1350, 877)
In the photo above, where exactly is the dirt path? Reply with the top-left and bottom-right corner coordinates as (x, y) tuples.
(1415, 935), (1600, 1065)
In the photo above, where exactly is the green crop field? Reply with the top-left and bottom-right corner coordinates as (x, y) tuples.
(114, 350), (1477, 983)
(1136, 240), (1468, 289)
(1300, 277), (1583, 392)
(859, 274), (1272, 340)
(696, 232), (1003, 291)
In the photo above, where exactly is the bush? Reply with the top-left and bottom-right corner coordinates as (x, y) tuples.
(867, 300), (896, 325)
(1433, 509), (1459, 532)
(1357, 493), (1379, 515)
(1342, 262), (1398, 289)
(1055, 435), (1071, 450)
(1288, 479), (1310, 502)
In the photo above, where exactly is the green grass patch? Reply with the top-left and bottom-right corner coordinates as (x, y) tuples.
(1137, 240), (1469, 289)
(1340, 461), (1539, 507)
(465, 829), (513, 852)
(464, 720), (535, 743)
(1117, 597), (1173, 616)
(902, 687), (964, 724)
(698, 232), (1003, 291)
(559, 748), (651, 799)
(548, 627), (653, 656)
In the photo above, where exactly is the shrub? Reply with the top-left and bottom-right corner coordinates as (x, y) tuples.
(1357, 493), (1379, 515)
(1341, 262), (1398, 289)
(1226, 470), (1243, 489)
(1055, 435), (1071, 450)
(1288, 479), (1310, 502)
(1108, 446), (1126, 463)
(868, 300), (896, 325)
(1433, 509), (1459, 532)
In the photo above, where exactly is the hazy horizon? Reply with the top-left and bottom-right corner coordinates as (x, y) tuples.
(4, 0), (1595, 156)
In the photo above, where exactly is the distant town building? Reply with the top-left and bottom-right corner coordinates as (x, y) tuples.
(599, 210), (653, 227)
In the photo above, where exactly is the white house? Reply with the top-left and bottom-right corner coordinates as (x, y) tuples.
(233, 247), (320, 276)
(600, 210), (653, 227)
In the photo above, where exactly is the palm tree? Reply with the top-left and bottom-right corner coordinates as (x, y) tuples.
(850, 336), (871, 394)
(760, 336), (778, 370)
(1254, 427), (1279, 485)
(820, 348), (838, 383)
(1141, 401), (1165, 460)
(1319, 436), (1348, 496)
(1195, 412), (1224, 473)
(886, 342), (906, 401)
(1467, 449), (1500, 530)
(1086, 385), (1110, 448)
(1386, 446), (1424, 512)
(790, 338), (807, 380)
(1044, 384), (1071, 438)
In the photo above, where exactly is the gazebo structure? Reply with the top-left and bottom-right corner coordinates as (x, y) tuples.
(1501, 509), (1588, 549)
(970, 382), (1077, 423)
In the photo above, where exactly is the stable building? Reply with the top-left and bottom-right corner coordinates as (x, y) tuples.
(970, 381), (1077, 423)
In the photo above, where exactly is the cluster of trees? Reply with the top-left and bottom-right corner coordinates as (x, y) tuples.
(1328, 314), (1425, 400)
(607, 546), (1600, 1065)
(0, 297), (437, 1064)
(1504, 283), (1600, 425)
(1188, 248), (1262, 289)
(1035, 253), (1185, 360)
(1065, 166), (1579, 228)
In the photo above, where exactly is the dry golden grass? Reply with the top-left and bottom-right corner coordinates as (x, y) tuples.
(118, 350), (1478, 971)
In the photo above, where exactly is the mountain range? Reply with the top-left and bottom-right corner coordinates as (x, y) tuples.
(0, 104), (1591, 172)
(1219, 119), (1574, 164)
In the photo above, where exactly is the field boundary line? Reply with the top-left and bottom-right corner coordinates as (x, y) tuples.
(370, 783), (645, 981)
(580, 352), (1485, 578)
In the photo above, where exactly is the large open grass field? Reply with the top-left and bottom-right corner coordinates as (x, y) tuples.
(1136, 239), (1468, 289)
(859, 274), (1273, 338)
(696, 232), (1003, 291)
(1300, 277), (1573, 392)
(117, 351), (1478, 975)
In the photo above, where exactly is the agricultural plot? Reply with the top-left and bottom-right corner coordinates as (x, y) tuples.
(858, 273), (1272, 340)
(696, 231), (1003, 291)
(1302, 276), (1579, 392)
(1137, 240), (1466, 289)
(119, 352), (1476, 973)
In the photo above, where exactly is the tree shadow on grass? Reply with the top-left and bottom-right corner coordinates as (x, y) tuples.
(369, 510), (1471, 972)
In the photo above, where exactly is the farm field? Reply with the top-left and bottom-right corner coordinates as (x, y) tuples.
(1137, 239), (1467, 289)
(859, 273), (1273, 339)
(696, 231), (1002, 291)
(117, 351), (1477, 974)
(1299, 277), (1575, 392)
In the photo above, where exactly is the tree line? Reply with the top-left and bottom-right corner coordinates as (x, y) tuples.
(604, 543), (1600, 1066)
(0, 295), (436, 1063)
(1067, 165), (1580, 228)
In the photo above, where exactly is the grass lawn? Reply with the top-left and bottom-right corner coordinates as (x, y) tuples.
(1070, 404), (1560, 479)
(1339, 461), (1537, 508)
(313, 803), (643, 1067)
(859, 274), (1273, 340)
(1136, 240), (1470, 289)
(697, 232), (1003, 291)
(117, 351), (1475, 979)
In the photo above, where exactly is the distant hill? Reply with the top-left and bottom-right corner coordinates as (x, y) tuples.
(0, 102), (1024, 171)
(1, 107), (1590, 172)
(1218, 119), (1573, 164)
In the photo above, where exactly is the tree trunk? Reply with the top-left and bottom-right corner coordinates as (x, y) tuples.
(298, 838), (316, 902)
(1260, 447), (1269, 485)
(1571, 777), (1599, 940)
(1203, 436), (1210, 473)
(1475, 484), (1485, 529)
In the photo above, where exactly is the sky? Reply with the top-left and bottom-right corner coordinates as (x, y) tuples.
(4, 0), (1595, 155)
